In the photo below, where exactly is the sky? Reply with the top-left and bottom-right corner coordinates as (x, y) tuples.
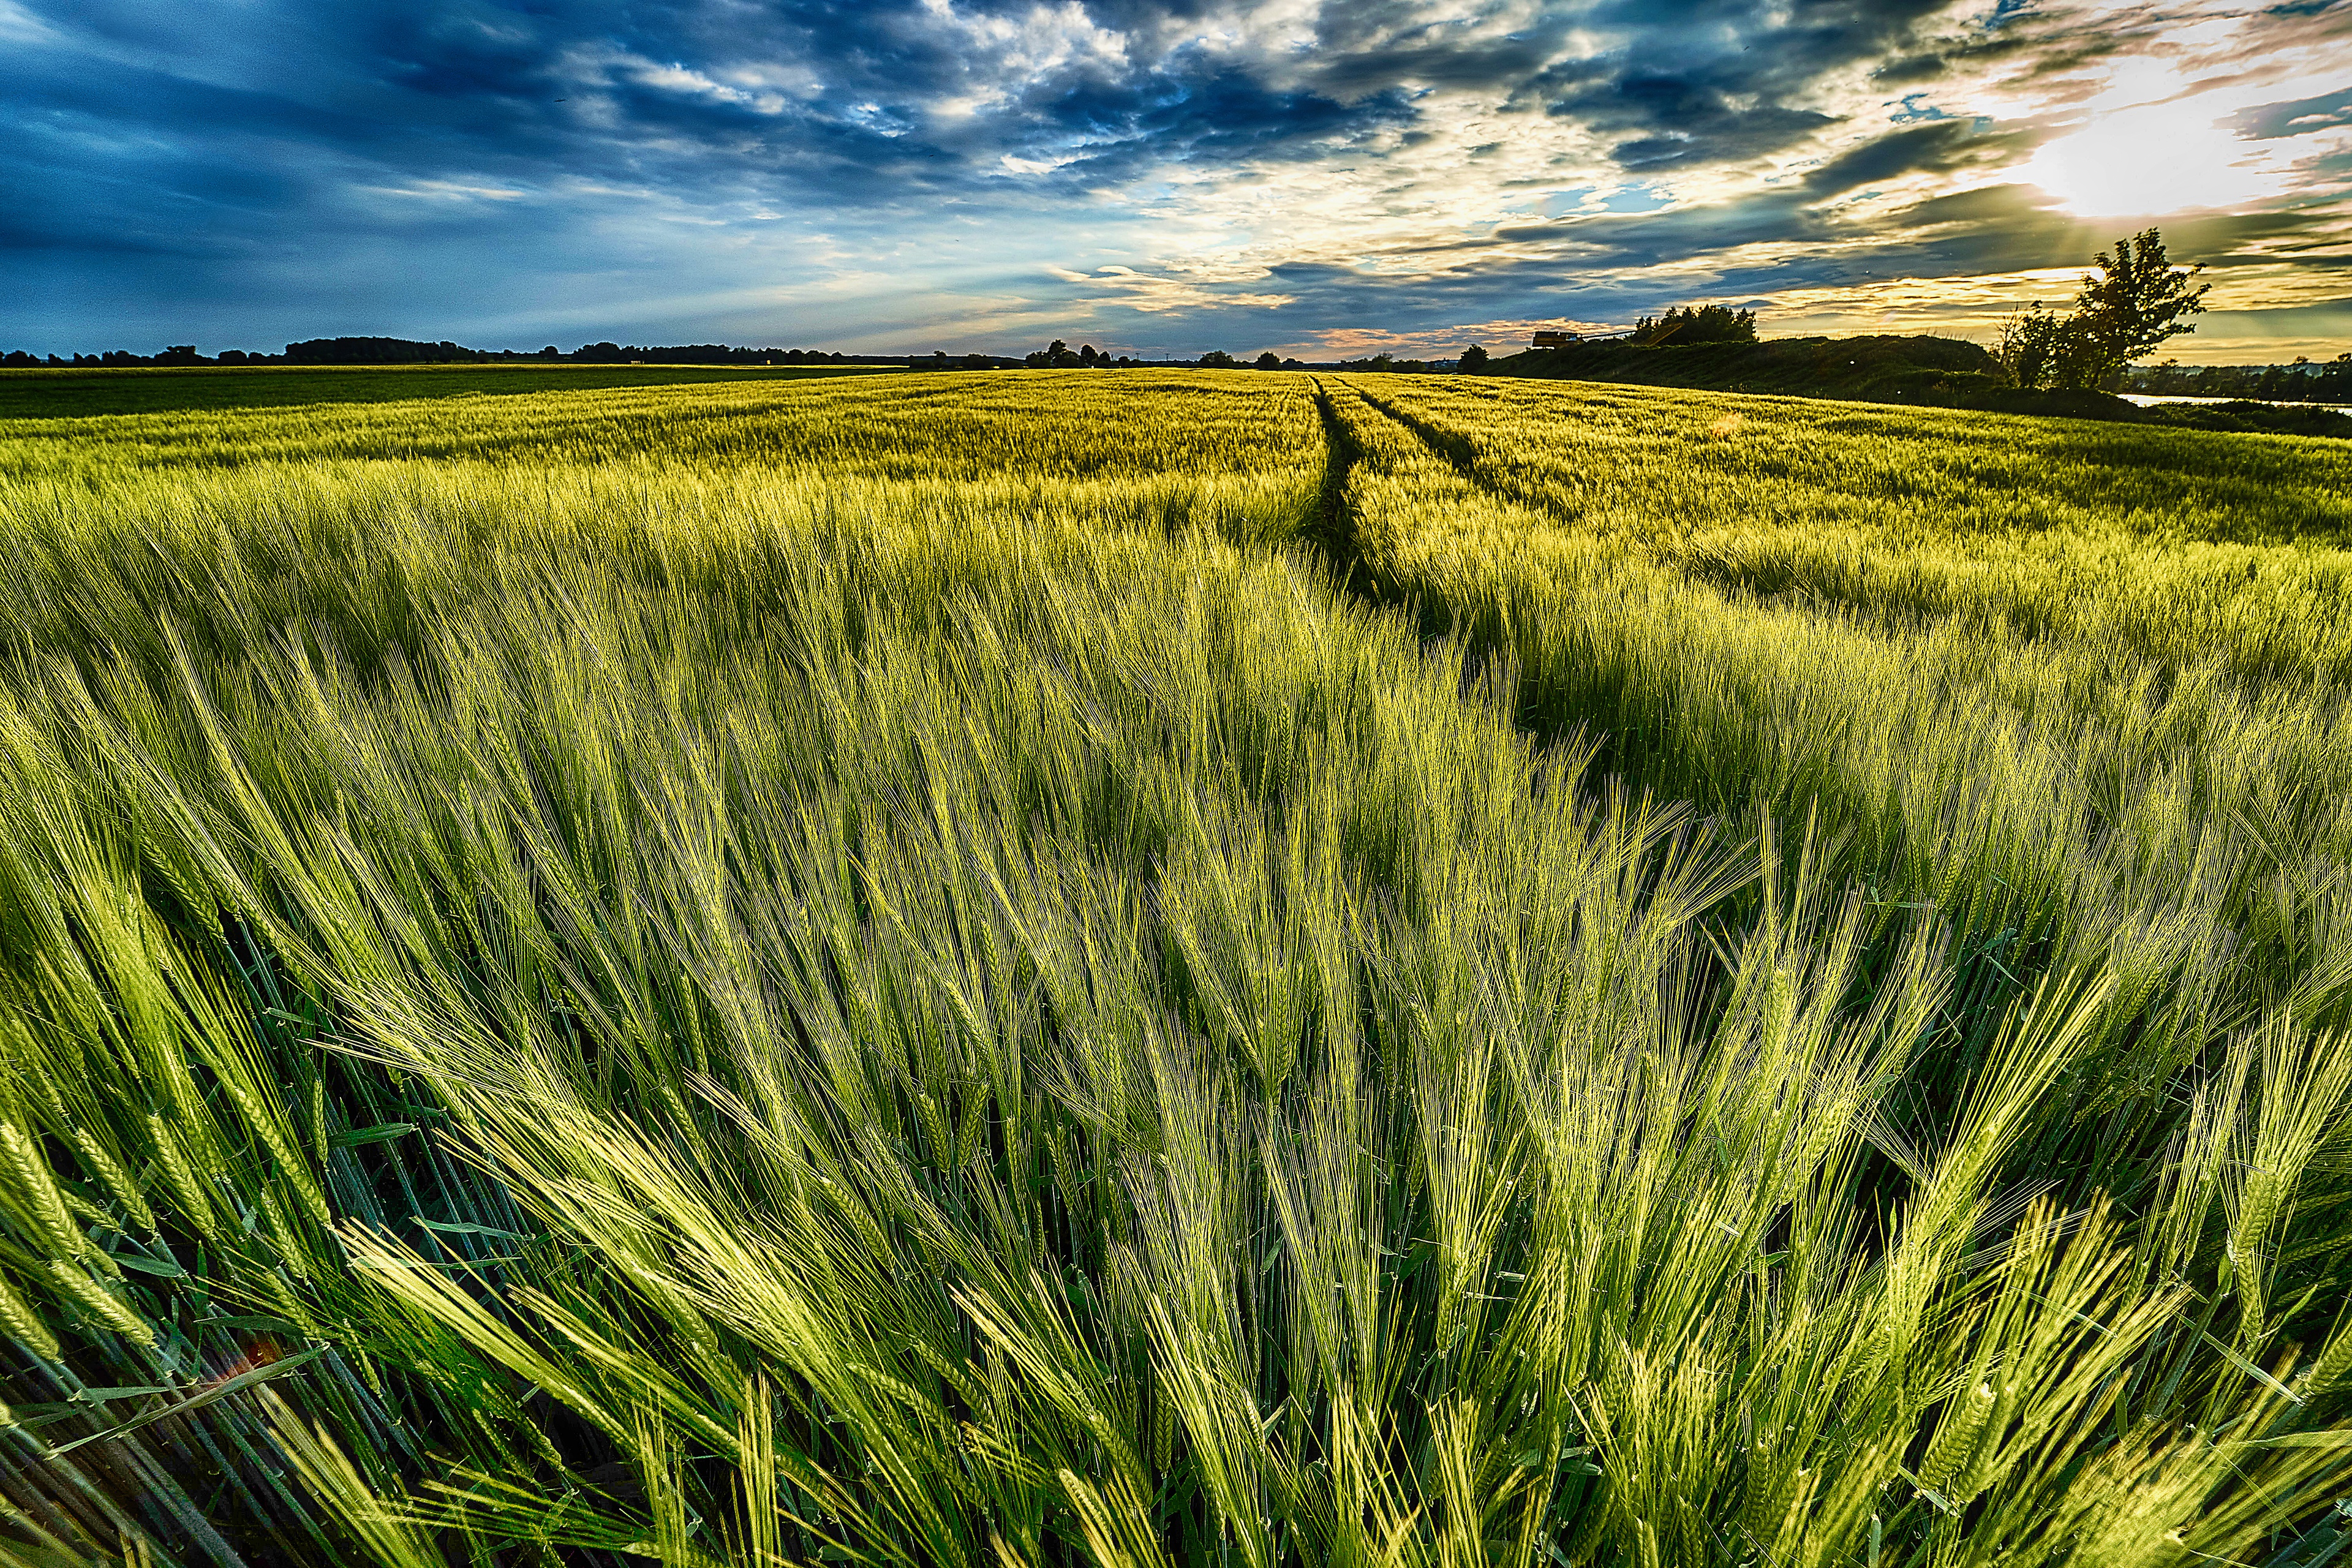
(6, 0), (2350, 363)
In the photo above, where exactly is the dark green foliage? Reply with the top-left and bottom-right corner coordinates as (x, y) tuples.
(1996, 230), (2210, 393)
(1629, 304), (1758, 345)
(2133, 353), (2352, 404)
(2137, 398), (2352, 437)
(1992, 306), (2078, 391)
(284, 336), (491, 364)
(2068, 228), (2211, 385)
(1487, 333), (2349, 437)
(1493, 332), (2000, 398)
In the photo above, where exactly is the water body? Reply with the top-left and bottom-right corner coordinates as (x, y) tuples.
(2120, 392), (2350, 413)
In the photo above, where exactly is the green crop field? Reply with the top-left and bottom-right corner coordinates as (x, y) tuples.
(1, 370), (2348, 1568)
(0, 363), (903, 421)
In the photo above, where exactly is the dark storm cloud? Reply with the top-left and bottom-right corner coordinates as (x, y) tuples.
(1493, 195), (1828, 268)
(1525, 0), (1958, 170)
(1800, 121), (2041, 195)
(1362, 171), (2349, 352)
(11, 0), (1988, 236)
(7, 0), (1384, 234)
(2225, 86), (2352, 138)
(407, 0), (1410, 190)
(5, 0), (2350, 355)
(1474, 127), (2071, 284)
(1872, 53), (1953, 86)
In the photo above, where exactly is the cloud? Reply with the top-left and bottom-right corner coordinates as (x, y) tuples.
(1048, 263), (1296, 310)
(2225, 86), (2352, 140)
(1801, 121), (2041, 195)
(3, 0), (2349, 361)
(365, 179), (533, 201)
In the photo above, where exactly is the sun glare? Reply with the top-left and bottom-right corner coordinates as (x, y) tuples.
(2024, 100), (2288, 216)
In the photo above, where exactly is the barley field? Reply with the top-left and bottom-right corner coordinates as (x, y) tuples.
(1, 369), (2347, 1568)
(0, 364), (899, 421)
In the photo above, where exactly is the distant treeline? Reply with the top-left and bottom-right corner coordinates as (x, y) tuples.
(4, 333), (1441, 374)
(1325, 353), (1450, 373)
(0, 337), (914, 368)
(2124, 355), (2351, 404)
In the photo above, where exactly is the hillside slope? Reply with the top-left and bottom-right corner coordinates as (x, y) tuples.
(1487, 333), (2351, 437)
(1490, 333), (2004, 401)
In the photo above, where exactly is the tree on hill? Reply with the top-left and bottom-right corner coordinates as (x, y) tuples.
(1995, 228), (2207, 391)
(2319, 353), (2352, 403)
(288, 337), (488, 364)
(2071, 228), (2209, 386)
(1255, 351), (1281, 369)
(1629, 304), (1757, 346)
(1994, 308), (2073, 393)
(1458, 344), (1489, 373)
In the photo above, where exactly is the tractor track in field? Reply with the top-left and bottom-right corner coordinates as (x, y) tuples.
(1306, 376), (1527, 637)
(1349, 379), (1597, 533)
(1319, 375), (2090, 1058)
(1303, 376), (1362, 565)
(1308, 376), (1555, 704)
(1305, 376), (1399, 610)
(1346, 382), (1483, 483)
(1307, 374), (1537, 616)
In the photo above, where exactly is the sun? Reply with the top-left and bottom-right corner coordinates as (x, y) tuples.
(2022, 100), (2288, 217)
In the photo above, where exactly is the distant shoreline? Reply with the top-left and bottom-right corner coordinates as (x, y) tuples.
(2120, 391), (2349, 412)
